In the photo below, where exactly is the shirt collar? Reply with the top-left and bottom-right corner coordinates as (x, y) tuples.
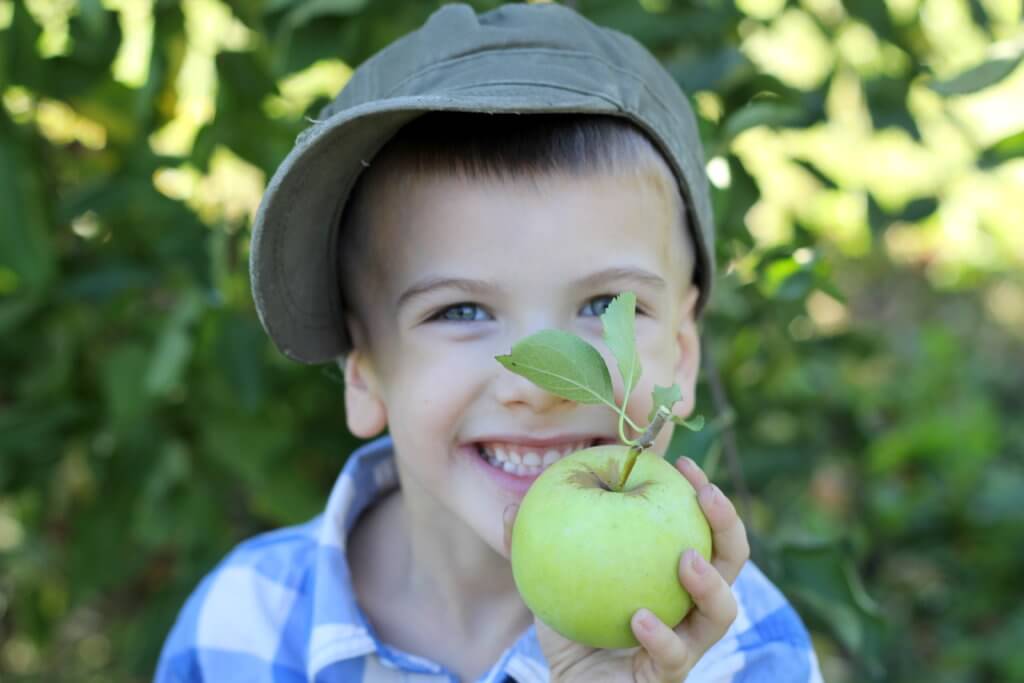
(307, 435), (399, 680)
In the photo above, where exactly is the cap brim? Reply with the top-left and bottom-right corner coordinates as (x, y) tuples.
(251, 92), (624, 364)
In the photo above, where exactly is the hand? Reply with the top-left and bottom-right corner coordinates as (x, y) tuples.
(503, 455), (750, 682)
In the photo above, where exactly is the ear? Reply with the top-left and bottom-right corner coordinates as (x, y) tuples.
(342, 318), (388, 438)
(670, 286), (701, 420)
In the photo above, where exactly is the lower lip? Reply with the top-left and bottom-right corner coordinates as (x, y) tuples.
(464, 445), (549, 497)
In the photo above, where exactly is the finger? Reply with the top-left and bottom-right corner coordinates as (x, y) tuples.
(675, 456), (709, 491)
(696, 484), (749, 583)
(502, 504), (519, 558)
(675, 549), (739, 651)
(632, 608), (691, 681)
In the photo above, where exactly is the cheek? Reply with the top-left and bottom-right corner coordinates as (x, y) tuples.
(387, 346), (491, 429)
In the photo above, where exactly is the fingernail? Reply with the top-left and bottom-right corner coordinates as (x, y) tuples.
(688, 549), (709, 575)
(635, 609), (656, 634)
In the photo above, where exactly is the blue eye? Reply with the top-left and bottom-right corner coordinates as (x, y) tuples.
(431, 295), (629, 323)
(434, 303), (492, 322)
(581, 295), (616, 317)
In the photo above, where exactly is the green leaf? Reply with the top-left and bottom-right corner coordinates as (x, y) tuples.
(979, 129), (1024, 168)
(103, 344), (153, 433)
(894, 196), (939, 222)
(672, 414), (705, 431)
(495, 330), (616, 408)
(769, 540), (885, 677)
(928, 56), (1023, 96)
(649, 383), (682, 422)
(284, 0), (369, 29)
(721, 100), (807, 142)
(760, 256), (814, 302)
(145, 289), (205, 397)
(601, 292), (642, 401)
(0, 113), (55, 299)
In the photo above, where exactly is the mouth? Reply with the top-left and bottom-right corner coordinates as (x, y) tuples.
(472, 438), (615, 478)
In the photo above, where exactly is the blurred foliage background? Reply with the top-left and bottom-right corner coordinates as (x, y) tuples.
(1, 0), (1022, 681)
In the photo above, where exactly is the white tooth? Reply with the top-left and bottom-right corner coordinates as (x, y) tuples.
(516, 463), (529, 476)
(509, 451), (523, 465)
(543, 450), (561, 466)
(502, 461), (517, 474)
(493, 447), (509, 463)
(523, 452), (541, 466)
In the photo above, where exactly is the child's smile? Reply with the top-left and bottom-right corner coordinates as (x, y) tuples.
(468, 435), (620, 496)
(343, 167), (701, 557)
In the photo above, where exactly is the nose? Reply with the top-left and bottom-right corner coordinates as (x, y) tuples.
(494, 369), (571, 413)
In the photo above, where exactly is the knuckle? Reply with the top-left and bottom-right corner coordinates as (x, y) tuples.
(721, 593), (739, 626)
(660, 648), (690, 680)
(689, 566), (720, 601)
(689, 575), (713, 600)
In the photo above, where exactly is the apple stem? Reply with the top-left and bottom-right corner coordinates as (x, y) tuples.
(637, 406), (672, 450)
(615, 407), (673, 489)
(617, 445), (643, 490)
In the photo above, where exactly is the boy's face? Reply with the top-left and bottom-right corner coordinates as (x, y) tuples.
(343, 168), (701, 557)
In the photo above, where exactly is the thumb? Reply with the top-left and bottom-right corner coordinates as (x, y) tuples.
(502, 503), (519, 558)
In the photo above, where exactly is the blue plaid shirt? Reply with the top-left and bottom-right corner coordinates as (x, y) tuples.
(156, 435), (823, 682)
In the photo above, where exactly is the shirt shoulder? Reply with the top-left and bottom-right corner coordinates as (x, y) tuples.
(154, 517), (323, 683)
(689, 561), (824, 683)
(154, 436), (397, 683)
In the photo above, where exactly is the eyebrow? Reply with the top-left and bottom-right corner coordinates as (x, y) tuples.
(395, 266), (668, 310)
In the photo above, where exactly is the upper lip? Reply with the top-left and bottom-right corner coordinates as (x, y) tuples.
(467, 434), (614, 448)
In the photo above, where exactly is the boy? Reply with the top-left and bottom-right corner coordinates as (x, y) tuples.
(156, 3), (823, 681)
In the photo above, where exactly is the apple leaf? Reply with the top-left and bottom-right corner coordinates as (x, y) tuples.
(495, 329), (617, 409)
(648, 383), (682, 422)
(672, 414), (705, 431)
(601, 292), (642, 401)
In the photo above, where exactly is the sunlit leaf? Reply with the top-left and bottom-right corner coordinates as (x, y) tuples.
(928, 56), (1023, 96)
(978, 129), (1024, 168)
(495, 330), (616, 408)
(601, 292), (642, 401)
(649, 383), (682, 422)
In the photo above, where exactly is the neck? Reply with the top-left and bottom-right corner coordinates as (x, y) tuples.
(387, 477), (529, 637)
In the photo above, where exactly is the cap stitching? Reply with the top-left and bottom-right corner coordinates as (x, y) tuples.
(442, 79), (622, 107)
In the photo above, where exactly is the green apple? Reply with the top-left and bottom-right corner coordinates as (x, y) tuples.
(510, 444), (712, 649)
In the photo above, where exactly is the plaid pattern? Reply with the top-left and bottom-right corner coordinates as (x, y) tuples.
(156, 435), (823, 682)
